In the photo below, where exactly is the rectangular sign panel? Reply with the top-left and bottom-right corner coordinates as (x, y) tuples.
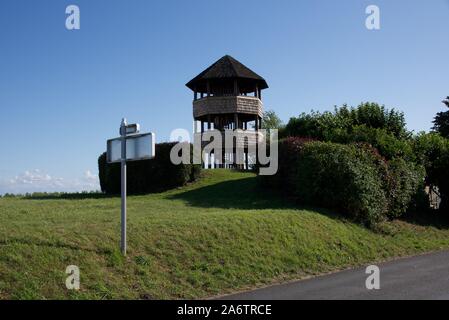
(120, 123), (140, 136)
(107, 132), (155, 163)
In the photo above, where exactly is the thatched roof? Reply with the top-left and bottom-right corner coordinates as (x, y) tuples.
(186, 55), (268, 92)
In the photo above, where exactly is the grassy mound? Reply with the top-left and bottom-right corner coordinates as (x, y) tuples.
(1, 170), (449, 299)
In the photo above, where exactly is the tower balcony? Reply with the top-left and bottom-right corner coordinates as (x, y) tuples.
(193, 96), (263, 119)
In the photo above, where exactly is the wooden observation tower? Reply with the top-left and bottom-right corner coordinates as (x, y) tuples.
(186, 55), (269, 169)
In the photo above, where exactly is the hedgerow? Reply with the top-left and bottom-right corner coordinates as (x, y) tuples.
(98, 142), (201, 195)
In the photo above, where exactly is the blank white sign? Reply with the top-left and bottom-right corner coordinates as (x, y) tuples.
(107, 133), (155, 163)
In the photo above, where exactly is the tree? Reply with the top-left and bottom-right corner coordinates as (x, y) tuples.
(262, 110), (283, 130)
(283, 103), (409, 140)
(433, 97), (449, 139)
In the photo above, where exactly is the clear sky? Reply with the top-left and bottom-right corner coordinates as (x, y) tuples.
(0, 0), (448, 194)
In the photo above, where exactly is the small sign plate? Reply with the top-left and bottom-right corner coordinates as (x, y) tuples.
(107, 132), (155, 163)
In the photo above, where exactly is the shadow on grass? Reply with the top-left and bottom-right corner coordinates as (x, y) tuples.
(168, 175), (449, 231)
(166, 177), (294, 210)
(166, 176), (342, 222)
(400, 211), (449, 230)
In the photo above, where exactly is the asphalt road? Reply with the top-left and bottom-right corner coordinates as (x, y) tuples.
(220, 250), (449, 300)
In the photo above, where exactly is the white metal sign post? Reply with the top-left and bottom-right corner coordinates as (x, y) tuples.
(120, 119), (127, 255)
(107, 118), (155, 256)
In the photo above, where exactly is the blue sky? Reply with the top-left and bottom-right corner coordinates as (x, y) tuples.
(0, 0), (448, 194)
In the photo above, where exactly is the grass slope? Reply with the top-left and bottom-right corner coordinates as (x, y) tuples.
(1, 170), (449, 299)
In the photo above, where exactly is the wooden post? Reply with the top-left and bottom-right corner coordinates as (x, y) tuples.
(208, 115), (212, 169)
(234, 79), (239, 95)
(201, 121), (205, 169)
(207, 81), (211, 97)
(234, 113), (239, 167)
(255, 116), (259, 166)
(222, 137), (225, 169)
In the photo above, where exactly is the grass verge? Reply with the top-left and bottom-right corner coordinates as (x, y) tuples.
(1, 170), (448, 299)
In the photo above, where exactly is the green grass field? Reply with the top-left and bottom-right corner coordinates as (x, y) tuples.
(1, 169), (449, 299)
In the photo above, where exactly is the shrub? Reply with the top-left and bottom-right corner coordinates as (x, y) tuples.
(98, 142), (201, 195)
(98, 152), (107, 192)
(294, 142), (388, 226)
(262, 139), (426, 226)
(283, 111), (336, 140)
(432, 97), (449, 139)
(434, 151), (449, 211)
(262, 110), (284, 130)
(413, 133), (449, 211)
(258, 137), (313, 190)
(283, 103), (409, 141)
(387, 158), (426, 218)
(282, 104), (412, 162)
(346, 103), (408, 139)
(348, 125), (415, 161)
(413, 133), (449, 177)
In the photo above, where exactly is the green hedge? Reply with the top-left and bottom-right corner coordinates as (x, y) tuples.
(386, 158), (426, 218)
(295, 142), (388, 225)
(262, 138), (426, 226)
(98, 142), (201, 195)
(347, 125), (415, 161)
(283, 103), (409, 141)
(413, 133), (449, 211)
(281, 104), (414, 163)
(258, 137), (314, 191)
(435, 151), (449, 211)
